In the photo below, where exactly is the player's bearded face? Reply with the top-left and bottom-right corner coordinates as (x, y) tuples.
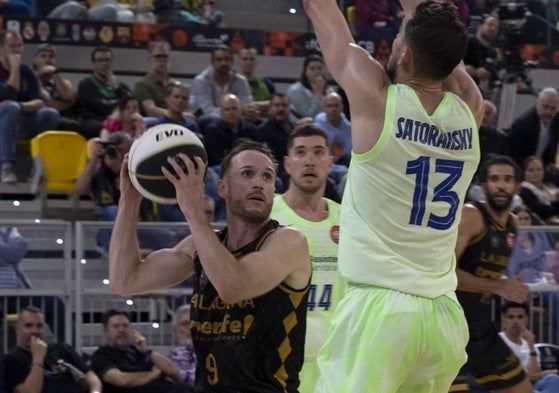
(486, 188), (514, 212)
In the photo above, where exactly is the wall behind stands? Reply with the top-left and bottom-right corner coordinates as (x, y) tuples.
(21, 44), (305, 94)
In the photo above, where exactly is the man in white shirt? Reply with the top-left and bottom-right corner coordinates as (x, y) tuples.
(500, 302), (559, 393)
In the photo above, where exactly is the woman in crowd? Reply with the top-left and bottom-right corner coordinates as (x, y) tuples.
(287, 54), (334, 120)
(99, 93), (146, 141)
(519, 156), (559, 224)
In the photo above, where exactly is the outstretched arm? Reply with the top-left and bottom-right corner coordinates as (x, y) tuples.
(303, 0), (390, 152)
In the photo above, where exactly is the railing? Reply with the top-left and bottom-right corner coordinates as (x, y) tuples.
(1, 219), (559, 354)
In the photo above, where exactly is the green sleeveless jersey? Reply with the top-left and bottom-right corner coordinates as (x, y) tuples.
(340, 83), (479, 299)
(271, 195), (343, 359)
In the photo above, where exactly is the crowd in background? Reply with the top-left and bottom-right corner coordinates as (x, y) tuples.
(2, 1), (559, 392)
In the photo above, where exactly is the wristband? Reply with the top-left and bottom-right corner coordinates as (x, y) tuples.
(530, 351), (538, 356)
(31, 361), (44, 368)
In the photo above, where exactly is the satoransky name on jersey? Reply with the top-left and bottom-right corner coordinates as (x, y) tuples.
(395, 117), (474, 151)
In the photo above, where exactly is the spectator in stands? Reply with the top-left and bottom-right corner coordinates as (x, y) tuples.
(91, 309), (188, 393)
(169, 305), (196, 388)
(177, 0), (225, 27)
(500, 302), (559, 393)
(237, 47), (276, 121)
(353, 0), (403, 38)
(203, 93), (261, 168)
(475, 99), (511, 179)
(287, 54), (334, 121)
(3, 306), (102, 393)
(190, 45), (252, 121)
(519, 155), (559, 224)
(464, 15), (500, 94)
(77, 46), (130, 140)
(0, 0), (33, 16)
(0, 31), (60, 184)
(143, 82), (197, 129)
(507, 207), (554, 284)
(100, 93), (146, 141)
(508, 87), (559, 176)
(0, 226), (30, 289)
(259, 93), (298, 191)
(74, 132), (174, 250)
(133, 41), (179, 119)
(32, 43), (84, 135)
(314, 92), (351, 167)
(146, 82), (199, 133)
(38, 0), (155, 23)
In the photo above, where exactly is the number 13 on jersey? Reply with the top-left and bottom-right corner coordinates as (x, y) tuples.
(406, 156), (465, 231)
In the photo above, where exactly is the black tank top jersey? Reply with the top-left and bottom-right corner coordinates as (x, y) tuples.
(456, 201), (516, 322)
(190, 219), (310, 393)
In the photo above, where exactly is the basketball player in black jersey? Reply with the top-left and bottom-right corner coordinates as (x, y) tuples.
(450, 155), (532, 392)
(107, 140), (312, 392)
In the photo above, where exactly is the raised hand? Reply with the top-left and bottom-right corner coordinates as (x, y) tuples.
(161, 153), (207, 222)
(30, 336), (47, 363)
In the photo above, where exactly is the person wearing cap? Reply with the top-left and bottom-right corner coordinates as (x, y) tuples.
(0, 31), (60, 184)
(33, 43), (82, 134)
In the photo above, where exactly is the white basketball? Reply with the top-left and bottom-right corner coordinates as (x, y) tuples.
(127, 123), (207, 204)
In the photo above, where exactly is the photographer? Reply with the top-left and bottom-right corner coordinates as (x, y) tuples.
(74, 132), (174, 250)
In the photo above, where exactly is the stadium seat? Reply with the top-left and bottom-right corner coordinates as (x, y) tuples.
(346, 6), (356, 34)
(30, 131), (93, 220)
(31, 131), (87, 196)
(536, 343), (559, 371)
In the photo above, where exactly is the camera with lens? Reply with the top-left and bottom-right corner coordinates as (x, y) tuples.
(100, 141), (119, 159)
(497, 3), (528, 74)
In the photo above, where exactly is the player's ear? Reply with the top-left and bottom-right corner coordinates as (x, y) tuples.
(400, 46), (412, 66)
(217, 178), (227, 198)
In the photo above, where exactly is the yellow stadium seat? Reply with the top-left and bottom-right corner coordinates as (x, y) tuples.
(346, 6), (355, 24)
(31, 131), (87, 196)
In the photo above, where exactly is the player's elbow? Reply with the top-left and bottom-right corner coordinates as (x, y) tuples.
(109, 280), (135, 296)
(215, 284), (246, 305)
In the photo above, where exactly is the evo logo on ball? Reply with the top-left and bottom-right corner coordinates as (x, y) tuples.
(155, 128), (185, 142)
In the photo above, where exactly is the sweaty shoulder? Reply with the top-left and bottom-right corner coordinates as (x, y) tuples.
(461, 203), (485, 234)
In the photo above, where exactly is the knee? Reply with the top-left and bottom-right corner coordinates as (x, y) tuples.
(0, 101), (22, 118)
(39, 108), (61, 128)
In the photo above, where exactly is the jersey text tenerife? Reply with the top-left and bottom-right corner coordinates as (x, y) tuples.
(339, 83), (479, 298)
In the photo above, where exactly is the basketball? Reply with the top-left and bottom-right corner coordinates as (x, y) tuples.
(128, 123), (207, 204)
